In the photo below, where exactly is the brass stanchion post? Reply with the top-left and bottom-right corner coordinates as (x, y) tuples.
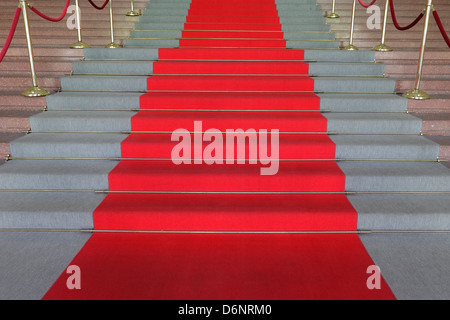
(403, 0), (433, 100)
(70, 0), (91, 48)
(327, 0), (340, 19)
(373, 0), (393, 51)
(343, 0), (359, 50)
(105, 0), (121, 48)
(19, 0), (50, 97)
(126, 0), (140, 16)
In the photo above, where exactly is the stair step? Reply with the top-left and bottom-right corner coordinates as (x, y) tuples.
(0, 110), (38, 133)
(0, 133), (24, 157)
(72, 60), (384, 76)
(339, 161), (450, 192)
(0, 160), (116, 190)
(417, 113), (450, 135)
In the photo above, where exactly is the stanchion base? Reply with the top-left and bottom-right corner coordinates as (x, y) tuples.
(126, 10), (140, 16)
(22, 86), (51, 97)
(403, 89), (430, 100)
(105, 42), (122, 49)
(372, 43), (393, 52)
(70, 41), (91, 49)
(343, 44), (359, 51)
(327, 13), (340, 19)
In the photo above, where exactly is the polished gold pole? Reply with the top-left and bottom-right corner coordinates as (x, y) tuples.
(403, 0), (432, 100)
(19, 0), (50, 97)
(327, 0), (340, 19)
(70, 0), (91, 49)
(373, 0), (393, 51)
(343, 0), (359, 50)
(105, 0), (121, 48)
(126, 0), (140, 16)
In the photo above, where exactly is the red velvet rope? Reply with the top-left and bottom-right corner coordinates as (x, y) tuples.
(30, 0), (71, 22)
(358, 0), (377, 8)
(390, 0), (424, 31)
(0, 7), (22, 64)
(433, 10), (450, 48)
(88, 0), (110, 10)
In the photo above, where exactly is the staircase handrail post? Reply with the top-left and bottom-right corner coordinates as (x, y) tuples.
(126, 0), (140, 16)
(373, 0), (393, 51)
(18, 0), (50, 97)
(343, 0), (359, 50)
(70, 0), (91, 49)
(403, 0), (433, 100)
(327, 0), (340, 19)
(106, 0), (121, 48)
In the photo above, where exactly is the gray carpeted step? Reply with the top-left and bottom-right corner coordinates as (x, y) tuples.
(331, 135), (440, 160)
(60, 75), (148, 92)
(134, 22), (186, 31)
(282, 24), (331, 32)
(281, 16), (326, 25)
(304, 50), (376, 62)
(140, 10), (324, 19)
(83, 48), (159, 60)
(82, 48), (376, 63)
(360, 233), (450, 300)
(129, 30), (335, 41)
(144, 2), (320, 10)
(288, 40), (340, 49)
(0, 231), (92, 300)
(309, 62), (384, 76)
(0, 192), (105, 229)
(284, 32), (335, 41)
(318, 94), (408, 112)
(325, 113), (422, 134)
(351, 194), (450, 231)
(0, 160), (116, 190)
(46, 92), (142, 110)
(130, 30), (183, 39)
(29, 111), (136, 131)
(314, 77), (396, 93)
(10, 133), (126, 158)
(136, 15), (326, 25)
(46, 92), (407, 112)
(123, 39), (341, 50)
(72, 60), (384, 77)
(125, 39), (340, 49)
(60, 75), (395, 93)
(138, 15), (189, 23)
(125, 38), (179, 48)
(73, 61), (154, 75)
(339, 161), (450, 192)
(140, 8), (189, 16)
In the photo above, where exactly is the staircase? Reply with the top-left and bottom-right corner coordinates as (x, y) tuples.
(0, 0), (450, 300)
(0, 0), (148, 158)
(318, 0), (450, 157)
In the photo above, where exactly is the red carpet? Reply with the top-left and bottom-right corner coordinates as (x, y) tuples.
(94, 194), (357, 231)
(42, 0), (397, 300)
(43, 233), (395, 300)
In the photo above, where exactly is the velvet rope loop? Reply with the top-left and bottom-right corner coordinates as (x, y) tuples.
(389, 0), (424, 31)
(88, 0), (110, 10)
(358, 0), (377, 8)
(0, 7), (22, 64)
(29, 0), (71, 22)
(432, 10), (450, 48)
